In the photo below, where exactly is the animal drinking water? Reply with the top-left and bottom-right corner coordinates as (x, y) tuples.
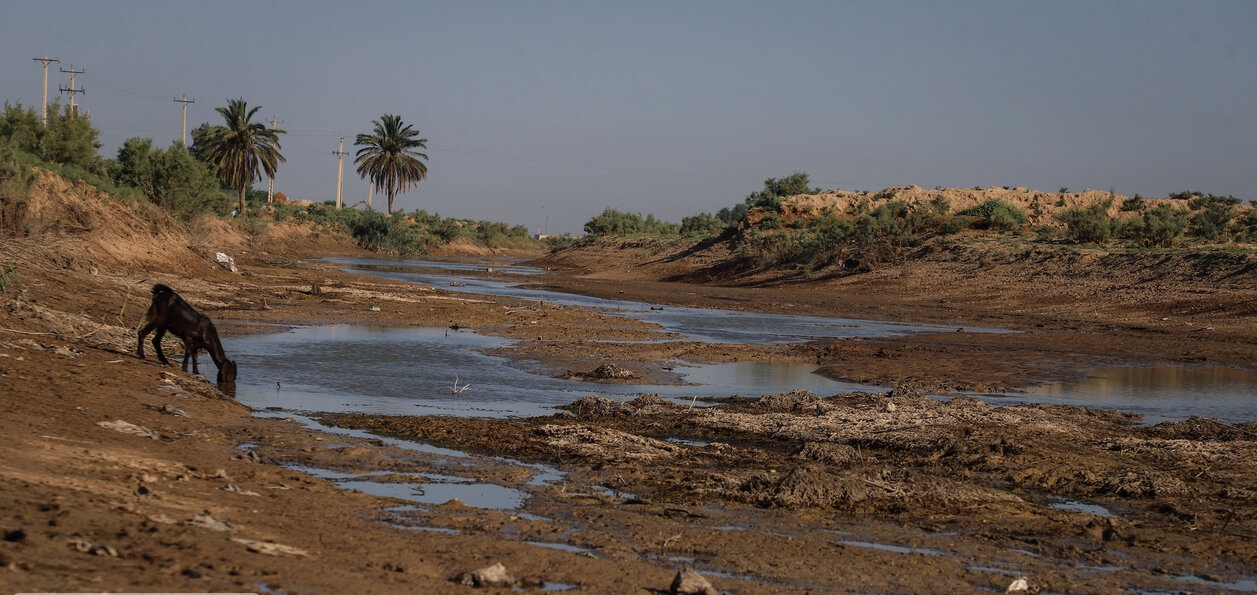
(137, 284), (237, 385)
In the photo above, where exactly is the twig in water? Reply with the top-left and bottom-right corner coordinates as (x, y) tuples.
(451, 374), (471, 395)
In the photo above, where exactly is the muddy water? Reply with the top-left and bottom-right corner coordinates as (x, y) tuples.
(224, 324), (867, 418)
(222, 258), (1257, 423)
(1016, 363), (1257, 423)
(325, 257), (1005, 343)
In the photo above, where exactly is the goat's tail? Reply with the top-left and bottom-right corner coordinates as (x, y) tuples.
(152, 283), (174, 296)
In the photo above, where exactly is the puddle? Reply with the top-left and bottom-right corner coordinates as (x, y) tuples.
(1019, 364), (1257, 423)
(836, 540), (947, 556)
(1047, 498), (1116, 518)
(284, 463), (528, 510)
(525, 541), (599, 557)
(1175, 574), (1257, 592)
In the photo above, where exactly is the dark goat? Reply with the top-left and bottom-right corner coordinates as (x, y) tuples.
(137, 284), (237, 385)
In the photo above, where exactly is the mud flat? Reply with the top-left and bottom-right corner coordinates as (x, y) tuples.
(4, 172), (1257, 591)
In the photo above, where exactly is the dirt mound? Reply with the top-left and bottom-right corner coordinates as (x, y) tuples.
(430, 237), (546, 259)
(2, 170), (196, 273)
(756, 185), (1205, 230)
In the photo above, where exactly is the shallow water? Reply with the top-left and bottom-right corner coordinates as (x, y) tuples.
(225, 324), (866, 418)
(324, 257), (1006, 344)
(1016, 364), (1257, 423)
(219, 258), (1257, 423)
(284, 464), (529, 510)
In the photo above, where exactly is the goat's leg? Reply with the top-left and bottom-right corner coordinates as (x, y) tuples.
(182, 343), (200, 374)
(152, 327), (171, 365)
(137, 319), (158, 359)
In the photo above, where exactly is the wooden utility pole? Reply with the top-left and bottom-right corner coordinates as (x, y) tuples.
(267, 116), (282, 202)
(334, 135), (348, 209)
(173, 95), (194, 146)
(32, 56), (59, 125)
(58, 65), (85, 113)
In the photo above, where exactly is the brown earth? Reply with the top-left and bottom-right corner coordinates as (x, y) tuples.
(2, 171), (1256, 594)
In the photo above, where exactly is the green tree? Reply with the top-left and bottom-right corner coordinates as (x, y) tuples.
(1, 101), (103, 174)
(680, 212), (725, 237)
(583, 208), (679, 237)
(116, 137), (231, 220)
(353, 114), (429, 214)
(0, 102), (44, 155)
(198, 99), (286, 215)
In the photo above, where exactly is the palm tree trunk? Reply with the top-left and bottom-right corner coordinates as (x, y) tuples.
(387, 189), (395, 214)
(238, 185), (248, 215)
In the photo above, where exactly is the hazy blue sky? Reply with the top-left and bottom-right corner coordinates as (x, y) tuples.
(2, 1), (1254, 234)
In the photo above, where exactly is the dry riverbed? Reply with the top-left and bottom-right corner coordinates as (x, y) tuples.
(4, 236), (1257, 593)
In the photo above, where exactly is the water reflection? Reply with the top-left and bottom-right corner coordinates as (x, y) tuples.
(322, 257), (1006, 344)
(220, 258), (1257, 423)
(224, 324), (865, 418)
(1020, 365), (1257, 423)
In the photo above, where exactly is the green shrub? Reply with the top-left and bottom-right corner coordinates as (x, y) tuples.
(350, 209), (424, 254)
(1122, 204), (1187, 247)
(958, 199), (1027, 231)
(1057, 200), (1117, 243)
(1188, 194), (1241, 241)
(0, 262), (17, 292)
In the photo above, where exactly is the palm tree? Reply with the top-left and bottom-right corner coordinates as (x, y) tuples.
(354, 114), (428, 214)
(200, 98), (285, 215)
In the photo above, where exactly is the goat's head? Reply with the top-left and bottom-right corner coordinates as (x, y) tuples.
(218, 359), (238, 385)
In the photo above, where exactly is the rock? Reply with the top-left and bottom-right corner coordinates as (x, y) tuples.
(186, 512), (233, 532)
(220, 484), (261, 496)
(70, 539), (118, 557)
(1006, 576), (1037, 593)
(453, 562), (514, 588)
(96, 419), (160, 440)
(670, 565), (717, 595)
(215, 251), (238, 273)
(231, 538), (309, 557)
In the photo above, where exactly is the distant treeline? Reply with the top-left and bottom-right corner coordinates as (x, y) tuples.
(0, 99), (547, 254)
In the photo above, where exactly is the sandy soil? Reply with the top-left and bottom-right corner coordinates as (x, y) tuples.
(3, 173), (1257, 594)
